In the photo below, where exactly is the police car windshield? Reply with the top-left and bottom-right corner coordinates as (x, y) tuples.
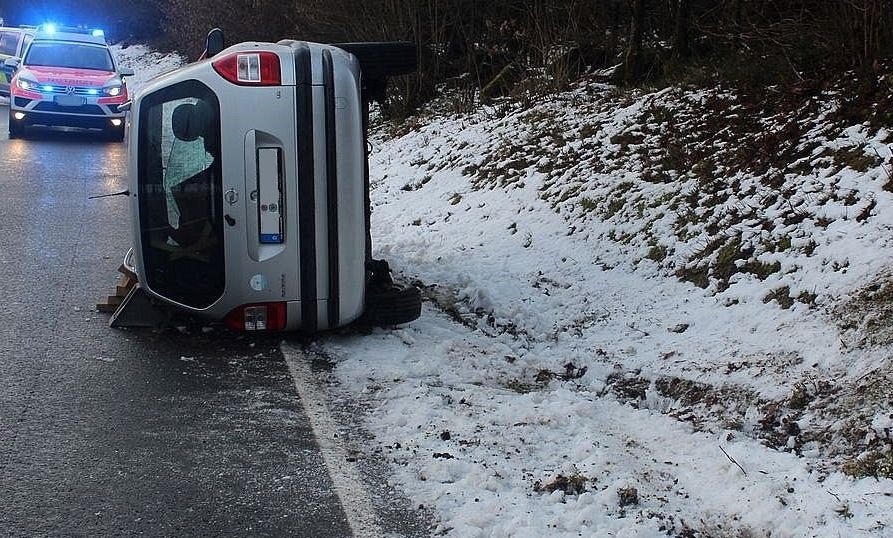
(24, 42), (114, 71)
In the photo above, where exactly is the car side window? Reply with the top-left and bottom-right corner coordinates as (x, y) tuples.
(20, 34), (32, 56)
(0, 32), (18, 56)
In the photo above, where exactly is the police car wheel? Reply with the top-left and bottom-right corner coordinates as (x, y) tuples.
(8, 114), (24, 139)
(105, 125), (125, 142)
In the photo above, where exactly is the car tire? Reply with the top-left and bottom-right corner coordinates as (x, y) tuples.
(331, 42), (417, 79)
(8, 113), (24, 139)
(105, 125), (125, 142)
(361, 285), (422, 327)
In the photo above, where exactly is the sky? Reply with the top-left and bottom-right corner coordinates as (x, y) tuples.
(0, 2), (161, 41)
(115, 44), (893, 537)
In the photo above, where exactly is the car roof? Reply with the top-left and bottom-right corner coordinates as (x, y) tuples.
(0, 26), (36, 35)
(32, 31), (107, 46)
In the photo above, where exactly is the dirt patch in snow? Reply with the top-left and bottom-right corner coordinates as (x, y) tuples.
(835, 270), (893, 348)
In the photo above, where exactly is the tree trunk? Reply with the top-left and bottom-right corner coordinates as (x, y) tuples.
(624, 0), (646, 83)
(671, 0), (689, 62)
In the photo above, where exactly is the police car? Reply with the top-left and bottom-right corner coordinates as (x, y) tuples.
(5, 25), (133, 140)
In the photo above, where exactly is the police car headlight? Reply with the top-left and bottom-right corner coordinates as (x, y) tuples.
(104, 85), (122, 97)
(15, 77), (37, 91)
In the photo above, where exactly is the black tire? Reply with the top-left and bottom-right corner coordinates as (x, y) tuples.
(361, 285), (422, 327)
(332, 42), (417, 78)
(8, 113), (24, 139)
(105, 125), (125, 142)
(367, 259), (394, 287)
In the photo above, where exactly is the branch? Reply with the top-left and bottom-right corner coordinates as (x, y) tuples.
(719, 445), (748, 476)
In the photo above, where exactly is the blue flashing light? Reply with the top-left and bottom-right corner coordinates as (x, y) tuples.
(43, 23), (57, 34)
(92, 29), (104, 38)
(87, 89), (99, 95)
(41, 85), (54, 92)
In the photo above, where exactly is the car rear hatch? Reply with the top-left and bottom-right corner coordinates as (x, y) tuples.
(131, 42), (366, 331)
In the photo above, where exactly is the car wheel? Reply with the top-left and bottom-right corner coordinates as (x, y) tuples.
(8, 113), (24, 139)
(105, 125), (125, 142)
(331, 42), (416, 79)
(361, 285), (422, 327)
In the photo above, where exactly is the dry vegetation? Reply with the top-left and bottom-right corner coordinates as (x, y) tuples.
(31, 0), (878, 118)
(5, 2), (892, 111)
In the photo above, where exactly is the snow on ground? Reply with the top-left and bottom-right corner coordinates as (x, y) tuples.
(297, 312), (891, 537)
(302, 79), (893, 537)
(119, 46), (893, 536)
(111, 43), (184, 94)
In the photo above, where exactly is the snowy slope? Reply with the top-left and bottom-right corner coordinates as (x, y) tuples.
(111, 43), (184, 95)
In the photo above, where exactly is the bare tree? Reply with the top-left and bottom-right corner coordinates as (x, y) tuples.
(624, 0), (647, 83)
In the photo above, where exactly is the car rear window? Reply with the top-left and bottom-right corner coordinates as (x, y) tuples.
(138, 80), (225, 309)
(24, 41), (114, 71)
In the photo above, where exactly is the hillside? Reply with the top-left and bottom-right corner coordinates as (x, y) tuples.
(310, 72), (893, 537)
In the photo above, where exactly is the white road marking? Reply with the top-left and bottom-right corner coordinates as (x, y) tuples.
(283, 343), (386, 538)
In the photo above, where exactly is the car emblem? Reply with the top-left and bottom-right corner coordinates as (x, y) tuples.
(65, 86), (75, 94)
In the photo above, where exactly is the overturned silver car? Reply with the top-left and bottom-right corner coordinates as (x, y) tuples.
(114, 32), (421, 332)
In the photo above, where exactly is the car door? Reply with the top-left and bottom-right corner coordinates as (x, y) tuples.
(17, 32), (32, 57)
(0, 30), (21, 92)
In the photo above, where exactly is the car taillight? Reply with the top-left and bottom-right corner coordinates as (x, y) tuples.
(224, 302), (287, 331)
(212, 52), (281, 86)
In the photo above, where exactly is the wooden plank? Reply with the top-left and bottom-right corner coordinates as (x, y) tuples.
(117, 263), (136, 280)
(95, 301), (119, 313)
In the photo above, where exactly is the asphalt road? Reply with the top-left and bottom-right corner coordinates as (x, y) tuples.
(0, 111), (357, 537)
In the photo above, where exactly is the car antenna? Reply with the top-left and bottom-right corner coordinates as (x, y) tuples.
(88, 189), (130, 199)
